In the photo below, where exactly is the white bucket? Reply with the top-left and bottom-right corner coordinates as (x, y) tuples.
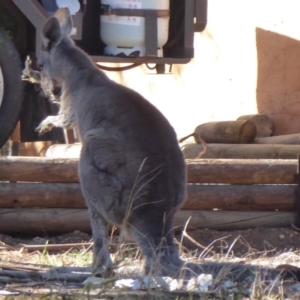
(100, 0), (170, 57)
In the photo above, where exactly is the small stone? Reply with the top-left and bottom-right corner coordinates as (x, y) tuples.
(132, 279), (142, 290)
(115, 279), (135, 289)
(279, 234), (285, 239)
(154, 277), (170, 289)
(177, 279), (184, 290)
(197, 274), (212, 292)
(224, 280), (234, 289)
(187, 277), (198, 291)
(83, 276), (107, 287)
(168, 279), (178, 291)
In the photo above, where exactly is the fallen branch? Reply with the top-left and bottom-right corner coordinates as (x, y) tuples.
(18, 242), (92, 252)
(0, 267), (91, 284)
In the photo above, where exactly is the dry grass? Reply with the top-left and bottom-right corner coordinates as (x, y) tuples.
(1, 231), (300, 299)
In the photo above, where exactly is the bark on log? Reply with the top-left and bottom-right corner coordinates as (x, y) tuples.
(185, 184), (296, 211)
(254, 133), (300, 144)
(0, 182), (86, 208)
(175, 210), (295, 231)
(193, 120), (256, 144)
(0, 182), (296, 211)
(182, 143), (300, 159)
(0, 208), (91, 234)
(0, 157), (79, 183)
(0, 208), (294, 234)
(0, 157), (297, 184)
(186, 158), (297, 184)
(237, 114), (274, 137)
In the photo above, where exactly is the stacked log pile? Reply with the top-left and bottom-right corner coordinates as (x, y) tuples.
(0, 157), (297, 235)
(181, 114), (300, 159)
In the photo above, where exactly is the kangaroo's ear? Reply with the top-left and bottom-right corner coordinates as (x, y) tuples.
(42, 17), (62, 50)
(54, 8), (73, 37)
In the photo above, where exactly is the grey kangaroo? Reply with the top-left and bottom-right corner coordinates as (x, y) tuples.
(39, 8), (198, 277)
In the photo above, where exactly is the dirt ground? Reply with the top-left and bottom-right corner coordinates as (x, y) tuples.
(2, 227), (300, 298)
(179, 227), (300, 257)
(1, 226), (300, 257)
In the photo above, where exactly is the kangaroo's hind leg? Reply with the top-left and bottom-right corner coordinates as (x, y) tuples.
(89, 209), (113, 276)
(129, 208), (183, 277)
(130, 209), (203, 278)
(79, 132), (126, 276)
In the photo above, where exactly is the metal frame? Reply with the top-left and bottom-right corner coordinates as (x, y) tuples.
(11, 0), (207, 65)
(12, 0), (47, 54)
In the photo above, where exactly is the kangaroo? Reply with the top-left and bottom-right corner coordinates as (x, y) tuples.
(38, 8), (199, 277)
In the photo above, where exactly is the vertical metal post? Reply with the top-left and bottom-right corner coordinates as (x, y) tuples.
(184, 0), (195, 49)
(145, 10), (158, 57)
(12, 0), (48, 56)
(194, 0), (207, 32)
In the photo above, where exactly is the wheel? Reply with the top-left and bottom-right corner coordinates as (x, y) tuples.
(0, 27), (23, 149)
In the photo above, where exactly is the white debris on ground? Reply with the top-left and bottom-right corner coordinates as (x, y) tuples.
(84, 274), (214, 293)
(0, 291), (20, 296)
(83, 273), (300, 298)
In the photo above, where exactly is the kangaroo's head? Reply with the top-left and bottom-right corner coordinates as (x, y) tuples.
(39, 8), (74, 84)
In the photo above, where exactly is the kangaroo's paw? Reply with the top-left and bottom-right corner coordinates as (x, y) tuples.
(36, 116), (57, 134)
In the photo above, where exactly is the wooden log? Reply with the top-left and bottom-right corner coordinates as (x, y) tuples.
(0, 182), (296, 211)
(46, 143), (82, 158)
(0, 182), (86, 208)
(254, 133), (300, 145)
(175, 210), (295, 231)
(0, 208), (91, 234)
(0, 208), (294, 234)
(185, 184), (296, 211)
(186, 158), (297, 184)
(237, 114), (274, 137)
(0, 157), (79, 183)
(193, 120), (256, 144)
(182, 143), (300, 159)
(0, 157), (297, 184)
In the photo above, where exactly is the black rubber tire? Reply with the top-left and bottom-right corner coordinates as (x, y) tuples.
(0, 27), (23, 149)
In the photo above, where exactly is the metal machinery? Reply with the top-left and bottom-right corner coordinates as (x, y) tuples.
(0, 0), (207, 147)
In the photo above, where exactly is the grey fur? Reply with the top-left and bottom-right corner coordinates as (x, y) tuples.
(22, 56), (67, 134)
(39, 8), (198, 277)
(22, 56), (61, 105)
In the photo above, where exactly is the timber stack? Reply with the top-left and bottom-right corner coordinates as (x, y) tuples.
(0, 155), (297, 235)
(180, 114), (300, 159)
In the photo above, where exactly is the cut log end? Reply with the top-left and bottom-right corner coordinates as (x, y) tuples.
(237, 114), (274, 138)
(239, 120), (257, 143)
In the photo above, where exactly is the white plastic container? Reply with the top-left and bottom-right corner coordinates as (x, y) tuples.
(100, 0), (169, 57)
